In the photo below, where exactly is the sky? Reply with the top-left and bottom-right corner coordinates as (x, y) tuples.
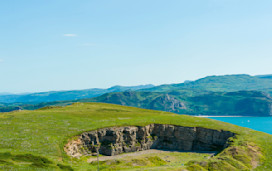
(1, 0), (272, 93)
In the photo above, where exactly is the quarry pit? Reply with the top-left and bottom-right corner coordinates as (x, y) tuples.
(65, 124), (235, 158)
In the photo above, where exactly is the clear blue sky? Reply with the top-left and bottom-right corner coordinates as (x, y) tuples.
(1, 0), (272, 93)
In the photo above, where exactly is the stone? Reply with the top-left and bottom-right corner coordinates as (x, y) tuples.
(65, 124), (235, 158)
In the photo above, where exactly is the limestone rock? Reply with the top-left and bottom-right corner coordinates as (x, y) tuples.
(65, 124), (235, 158)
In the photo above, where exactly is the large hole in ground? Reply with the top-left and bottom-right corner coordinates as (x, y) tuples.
(65, 124), (235, 157)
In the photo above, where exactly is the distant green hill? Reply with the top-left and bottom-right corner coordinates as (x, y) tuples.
(85, 90), (272, 116)
(5, 89), (272, 116)
(3, 74), (272, 105)
(143, 74), (272, 92)
(0, 84), (154, 104)
(0, 103), (271, 170)
(2, 74), (272, 116)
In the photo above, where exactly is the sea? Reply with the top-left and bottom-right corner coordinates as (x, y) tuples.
(208, 117), (272, 134)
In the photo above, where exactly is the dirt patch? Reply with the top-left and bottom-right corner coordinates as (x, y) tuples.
(88, 149), (215, 163)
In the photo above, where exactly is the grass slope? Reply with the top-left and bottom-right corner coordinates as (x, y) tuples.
(0, 103), (272, 170)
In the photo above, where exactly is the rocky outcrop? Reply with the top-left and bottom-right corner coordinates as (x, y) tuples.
(65, 124), (235, 158)
(148, 94), (187, 112)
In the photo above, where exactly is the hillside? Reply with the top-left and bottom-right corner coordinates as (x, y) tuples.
(2, 89), (272, 116)
(0, 103), (271, 170)
(83, 90), (272, 116)
(0, 84), (154, 104)
(2, 74), (272, 116)
(2, 74), (272, 105)
(142, 74), (272, 92)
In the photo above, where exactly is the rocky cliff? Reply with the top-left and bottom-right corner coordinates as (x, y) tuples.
(65, 124), (235, 158)
(147, 94), (187, 112)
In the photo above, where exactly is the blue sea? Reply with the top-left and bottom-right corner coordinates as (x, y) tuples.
(208, 117), (272, 134)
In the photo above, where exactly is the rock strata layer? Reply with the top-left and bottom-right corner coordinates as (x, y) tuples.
(65, 124), (235, 158)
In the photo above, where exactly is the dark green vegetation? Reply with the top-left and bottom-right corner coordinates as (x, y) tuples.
(2, 74), (272, 116)
(0, 103), (272, 170)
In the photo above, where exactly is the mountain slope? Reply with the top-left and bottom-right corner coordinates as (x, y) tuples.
(0, 84), (154, 104)
(2, 89), (272, 116)
(2, 74), (272, 116)
(84, 91), (187, 113)
(86, 90), (272, 116)
(2, 74), (272, 105)
(143, 74), (272, 92)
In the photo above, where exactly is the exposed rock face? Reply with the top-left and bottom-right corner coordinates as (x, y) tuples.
(65, 124), (234, 158)
(148, 94), (187, 112)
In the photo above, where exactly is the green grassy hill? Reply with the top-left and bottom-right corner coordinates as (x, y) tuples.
(2, 74), (272, 115)
(85, 90), (272, 116)
(2, 74), (272, 106)
(2, 89), (272, 116)
(0, 103), (271, 170)
(143, 74), (272, 92)
(0, 85), (154, 104)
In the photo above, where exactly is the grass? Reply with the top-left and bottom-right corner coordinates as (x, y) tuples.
(89, 150), (209, 170)
(0, 102), (271, 170)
